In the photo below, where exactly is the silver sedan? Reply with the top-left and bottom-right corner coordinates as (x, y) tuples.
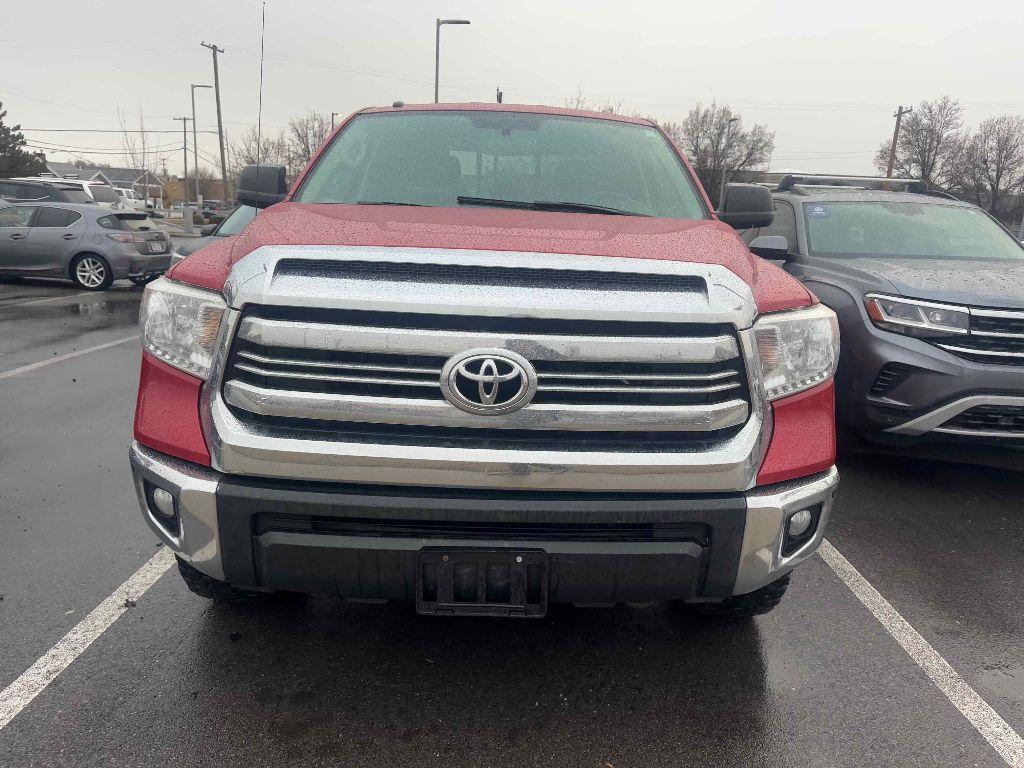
(0, 201), (174, 290)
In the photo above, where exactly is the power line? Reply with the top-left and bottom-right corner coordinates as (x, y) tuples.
(20, 128), (219, 134)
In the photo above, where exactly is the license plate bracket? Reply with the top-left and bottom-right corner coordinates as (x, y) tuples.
(416, 549), (548, 617)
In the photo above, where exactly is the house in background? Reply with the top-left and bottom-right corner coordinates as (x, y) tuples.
(41, 161), (166, 208)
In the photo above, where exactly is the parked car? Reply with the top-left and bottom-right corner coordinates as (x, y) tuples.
(742, 174), (1024, 444)
(131, 103), (840, 618)
(0, 203), (172, 289)
(172, 204), (256, 263)
(9, 177), (125, 209)
(0, 178), (95, 205)
(114, 187), (148, 211)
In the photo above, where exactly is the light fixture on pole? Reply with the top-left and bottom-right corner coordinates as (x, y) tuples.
(190, 84), (212, 205)
(434, 18), (470, 103)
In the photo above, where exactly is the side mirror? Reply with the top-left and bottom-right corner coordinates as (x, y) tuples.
(748, 235), (790, 259)
(236, 164), (288, 209)
(717, 184), (775, 230)
(200, 224), (217, 236)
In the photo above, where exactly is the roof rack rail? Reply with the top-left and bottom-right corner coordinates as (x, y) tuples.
(776, 173), (927, 193)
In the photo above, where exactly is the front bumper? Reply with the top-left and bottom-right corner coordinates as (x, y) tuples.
(837, 317), (1024, 439)
(130, 442), (838, 602)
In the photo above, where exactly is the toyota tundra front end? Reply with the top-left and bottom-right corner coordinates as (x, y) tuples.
(129, 104), (839, 618)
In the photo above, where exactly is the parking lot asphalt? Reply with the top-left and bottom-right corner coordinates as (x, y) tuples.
(1, 278), (1022, 767)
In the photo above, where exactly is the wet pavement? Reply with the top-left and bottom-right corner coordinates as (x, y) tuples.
(1, 277), (1022, 767)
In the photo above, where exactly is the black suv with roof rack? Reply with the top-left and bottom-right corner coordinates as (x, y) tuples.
(0, 178), (94, 204)
(741, 174), (1024, 445)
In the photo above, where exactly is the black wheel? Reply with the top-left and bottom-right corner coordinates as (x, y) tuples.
(70, 254), (114, 290)
(176, 557), (271, 603)
(678, 572), (792, 619)
(129, 274), (161, 287)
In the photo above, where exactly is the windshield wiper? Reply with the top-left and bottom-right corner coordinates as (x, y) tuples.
(456, 196), (649, 217)
(355, 200), (432, 207)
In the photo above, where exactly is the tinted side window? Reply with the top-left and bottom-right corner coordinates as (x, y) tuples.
(0, 207), (35, 227)
(35, 207), (78, 227)
(757, 200), (797, 251)
(0, 182), (19, 200)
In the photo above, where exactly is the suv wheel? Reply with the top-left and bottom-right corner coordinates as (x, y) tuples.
(175, 556), (272, 602)
(677, 572), (792, 619)
(70, 254), (114, 290)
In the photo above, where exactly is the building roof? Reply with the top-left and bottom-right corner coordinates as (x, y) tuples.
(44, 161), (110, 183)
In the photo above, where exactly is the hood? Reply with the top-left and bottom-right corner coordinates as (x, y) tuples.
(169, 202), (812, 314)
(816, 256), (1024, 310)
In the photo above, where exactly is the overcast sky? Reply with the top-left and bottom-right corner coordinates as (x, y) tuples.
(3, 0), (1023, 177)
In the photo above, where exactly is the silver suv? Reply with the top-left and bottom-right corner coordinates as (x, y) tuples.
(0, 202), (172, 289)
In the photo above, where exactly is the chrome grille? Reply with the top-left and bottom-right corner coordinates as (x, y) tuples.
(221, 308), (751, 437)
(935, 308), (1024, 365)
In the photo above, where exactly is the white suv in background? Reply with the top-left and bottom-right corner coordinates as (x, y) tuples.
(13, 177), (126, 209)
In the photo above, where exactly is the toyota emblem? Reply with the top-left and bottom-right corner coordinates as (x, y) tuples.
(440, 349), (538, 415)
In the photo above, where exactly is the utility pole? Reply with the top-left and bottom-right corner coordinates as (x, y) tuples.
(191, 84), (212, 205)
(173, 117), (191, 203)
(886, 105), (913, 178)
(201, 41), (230, 202)
(331, 112), (340, 129)
(174, 116), (193, 231)
(496, 86), (503, 104)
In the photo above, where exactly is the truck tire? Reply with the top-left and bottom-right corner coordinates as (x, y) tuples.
(682, 572), (792, 619)
(175, 557), (270, 602)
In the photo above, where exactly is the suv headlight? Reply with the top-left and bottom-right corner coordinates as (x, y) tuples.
(864, 293), (969, 337)
(139, 278), (226, 379)
(753, 304), (839, 401)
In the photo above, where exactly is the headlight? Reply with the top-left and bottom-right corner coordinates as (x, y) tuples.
(139, 278), (226, 379)
(753, 304), (839, 401)
(864, 293), (969, 337)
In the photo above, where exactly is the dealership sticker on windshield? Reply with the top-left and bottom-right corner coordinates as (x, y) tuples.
(808, 204), (831, 218)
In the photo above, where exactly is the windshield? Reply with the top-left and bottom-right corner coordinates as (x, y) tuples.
(803, 201), (1024, 260)
(295, 111), (708, 219)
(216, 205), (256, 236)
(89, 185), (122, 204)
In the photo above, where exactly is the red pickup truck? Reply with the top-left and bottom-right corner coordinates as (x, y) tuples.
(131, 103), (838, 618)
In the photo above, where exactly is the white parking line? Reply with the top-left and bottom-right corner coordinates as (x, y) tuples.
(0, 292), (91, 309)
(0, 335), (138, 380)
(820, 539), (1024, 768)
(0, 548), (174, 731)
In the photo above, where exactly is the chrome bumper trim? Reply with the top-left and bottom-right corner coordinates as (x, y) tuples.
(128, 442), (224, 581)
(885, 394), (1024, 436)
(222, 379), (751, 433)
(734, 466), (839, 595)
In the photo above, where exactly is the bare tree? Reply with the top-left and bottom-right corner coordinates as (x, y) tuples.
(118, 107), (151, 173)
(286, 111), (332, 171)
(872, 96), (965, 186)
(561, 87), (623, 115)
(228, 125), (289, 177)
(950, 115), (1024, 219)
(673, 102), (775, 207)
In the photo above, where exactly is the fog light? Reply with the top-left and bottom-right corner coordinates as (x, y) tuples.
(151, 487), (176, 518)
(787, 509), (814, 538)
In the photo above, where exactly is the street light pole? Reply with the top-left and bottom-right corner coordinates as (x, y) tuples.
(434, 18), (470, 103)
(719, 116), (740, 207)
(331, 112), (340, 129)
(191, 84), (212, 205)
